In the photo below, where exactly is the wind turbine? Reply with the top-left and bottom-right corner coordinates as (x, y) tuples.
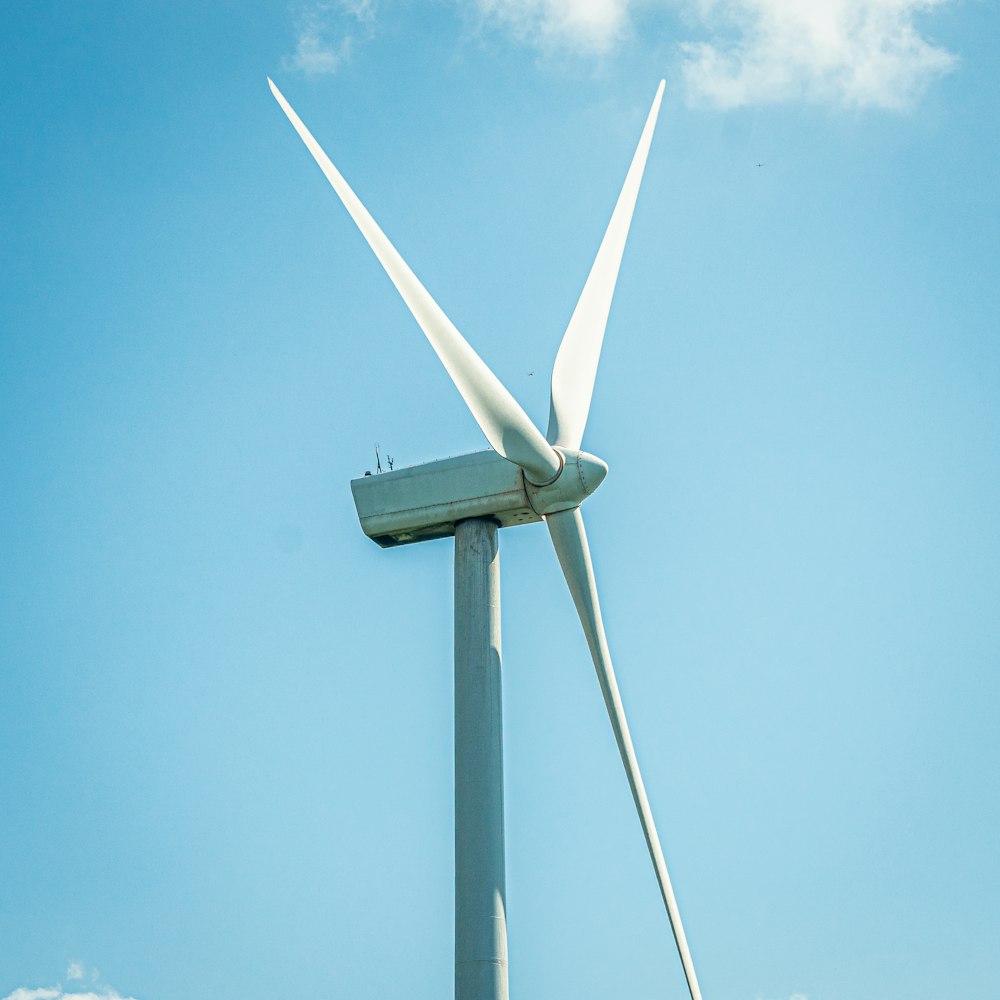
(268, 78), (703, 1000)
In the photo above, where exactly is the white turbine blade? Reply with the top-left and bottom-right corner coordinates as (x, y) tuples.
(268, 78), (561, 485)
(546, 81), (665, 451)
(546, 505), (703, 1000)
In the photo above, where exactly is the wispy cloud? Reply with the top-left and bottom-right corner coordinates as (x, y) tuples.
(2, 992), (137, 1000)
(470, 0), (630, 55)
(461, 0), (957, 109)
(284, 0), (377, 76)
(2, 970), (137, 1000)
(680, 0), (956, 110)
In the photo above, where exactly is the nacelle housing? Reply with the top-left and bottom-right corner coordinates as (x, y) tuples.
(351, 448), (607, 547)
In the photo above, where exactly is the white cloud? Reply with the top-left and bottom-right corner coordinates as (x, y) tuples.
(339, 0), (376, 16)
(284, 0), (377, 76)
(471, 0), (630, 54)
(3, 976), (135, 1000)
(680, 0), (956, 109)
(462, 0), (957, 109)
(2, 985), (138, 1000)
(2, 992), (137, 1000)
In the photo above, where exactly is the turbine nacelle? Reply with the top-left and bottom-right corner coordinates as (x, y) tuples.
(350, 447), (607, 548)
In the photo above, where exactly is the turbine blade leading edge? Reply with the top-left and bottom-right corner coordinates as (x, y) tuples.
(545, 505), (703, 1000)
(268, 78), (561, 486)
(546, 81), (665, 452)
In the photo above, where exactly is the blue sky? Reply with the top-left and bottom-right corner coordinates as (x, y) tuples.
(1, 2), (997, 998)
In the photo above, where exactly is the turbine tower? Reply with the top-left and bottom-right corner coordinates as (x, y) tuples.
(269, 78), (703, 1000)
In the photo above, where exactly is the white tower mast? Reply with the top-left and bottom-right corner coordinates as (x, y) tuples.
(454, 518), (507, 999)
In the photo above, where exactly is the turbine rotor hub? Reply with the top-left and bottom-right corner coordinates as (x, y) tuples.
(524, 447), (608, 516)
